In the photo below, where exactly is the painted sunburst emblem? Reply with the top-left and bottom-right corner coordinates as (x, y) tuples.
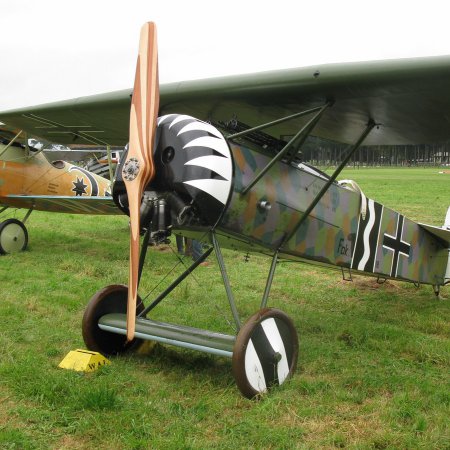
(72, 177), (88, 196)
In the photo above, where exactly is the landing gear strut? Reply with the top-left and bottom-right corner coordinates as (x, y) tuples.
(82, 232), (299, 398)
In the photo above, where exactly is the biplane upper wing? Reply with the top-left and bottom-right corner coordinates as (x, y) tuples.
(2, 55), (450, 146)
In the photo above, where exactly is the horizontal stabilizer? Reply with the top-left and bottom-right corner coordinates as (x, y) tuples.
(2, 195), (120, 215)
(445, 206), (450, 229)
(418, 223), (450, 246)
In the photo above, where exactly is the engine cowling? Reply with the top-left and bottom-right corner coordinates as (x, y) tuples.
(113, 114), (233, 235)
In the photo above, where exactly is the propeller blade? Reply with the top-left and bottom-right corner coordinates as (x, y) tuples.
(124, 22), (159, 341)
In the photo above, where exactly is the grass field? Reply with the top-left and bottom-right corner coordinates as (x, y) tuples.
(0, 167), (449, 449)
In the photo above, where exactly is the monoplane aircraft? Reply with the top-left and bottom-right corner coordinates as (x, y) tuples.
(0, 128), (116, 254)
(0, 23), (449, 398)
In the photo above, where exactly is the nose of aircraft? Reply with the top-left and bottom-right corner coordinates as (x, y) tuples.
(152, 114), (233, 226)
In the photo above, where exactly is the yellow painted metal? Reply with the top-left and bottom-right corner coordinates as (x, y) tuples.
(58, 349), (110, 373)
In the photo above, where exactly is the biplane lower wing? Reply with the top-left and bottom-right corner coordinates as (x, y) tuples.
(2, 195), (120, 215)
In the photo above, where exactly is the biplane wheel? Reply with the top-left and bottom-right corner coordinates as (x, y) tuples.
(82, 284), (144, 355)
(0, 219), (28, 254)
(232, 308), (298, 399)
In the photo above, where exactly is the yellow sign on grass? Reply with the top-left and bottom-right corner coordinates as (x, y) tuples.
(58, 349), (110, 373)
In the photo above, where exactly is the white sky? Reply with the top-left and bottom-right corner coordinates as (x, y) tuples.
(1, 0), (450, 111)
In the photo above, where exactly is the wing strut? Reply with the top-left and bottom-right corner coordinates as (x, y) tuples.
(279, 120), (376, 249)
(226, 105), (326, 141)
(0, 129), (23, 158)
(240, 102), (331, 195)
(106, 145), (114, 182)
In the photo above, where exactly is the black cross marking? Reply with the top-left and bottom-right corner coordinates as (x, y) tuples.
(382, 214), (411, 278)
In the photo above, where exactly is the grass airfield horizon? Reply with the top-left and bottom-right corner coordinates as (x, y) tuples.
(0, 167), (449, 449)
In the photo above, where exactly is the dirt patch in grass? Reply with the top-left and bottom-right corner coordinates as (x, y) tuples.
(0, 385), (17, 423)
(54, 434), (99, 450)
(298, 402), (387, 447)
(0, 399), (14, 427)
(337, 277), (401, 292)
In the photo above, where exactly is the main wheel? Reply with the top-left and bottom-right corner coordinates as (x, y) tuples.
(82, 284), (144, 355)
(0, 219), (28, 254)
(232, 308), (299, 399)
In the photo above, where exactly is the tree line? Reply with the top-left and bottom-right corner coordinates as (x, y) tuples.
(301, 137), (450, 167)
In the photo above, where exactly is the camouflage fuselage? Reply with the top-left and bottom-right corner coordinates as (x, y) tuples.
(213, 144), (448, 286)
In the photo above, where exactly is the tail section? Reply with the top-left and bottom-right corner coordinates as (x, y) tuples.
(418, 206), (450, 285)
(418, 222), (450, 246)
(446, 251), (450, 284)
(446, 206), (450, 284)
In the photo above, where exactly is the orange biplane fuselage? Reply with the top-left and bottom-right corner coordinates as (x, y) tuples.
(0, 141), (113, 254)
(0, 143), (110, 202)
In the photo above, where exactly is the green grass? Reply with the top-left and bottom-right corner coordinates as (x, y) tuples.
(0, 167), (449, 449)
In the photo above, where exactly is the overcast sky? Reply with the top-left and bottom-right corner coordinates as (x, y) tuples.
(1, 0), (450, 111)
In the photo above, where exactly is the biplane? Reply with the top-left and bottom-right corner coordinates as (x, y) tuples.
(0, 23), (449, 398)
(0, 129), (115, 254)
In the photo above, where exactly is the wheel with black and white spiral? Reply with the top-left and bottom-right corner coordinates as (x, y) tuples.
(232, 308), (298, 399)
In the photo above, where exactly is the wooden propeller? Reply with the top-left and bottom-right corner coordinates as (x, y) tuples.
(124, 22), (159, 341)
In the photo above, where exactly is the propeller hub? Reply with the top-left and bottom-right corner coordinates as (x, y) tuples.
(122, 157), (140, 181)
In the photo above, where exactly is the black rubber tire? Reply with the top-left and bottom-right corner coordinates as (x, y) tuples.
(232, 308), (299, 399)
(82, 284), (144, 355)
(0, 219), (28, 254)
